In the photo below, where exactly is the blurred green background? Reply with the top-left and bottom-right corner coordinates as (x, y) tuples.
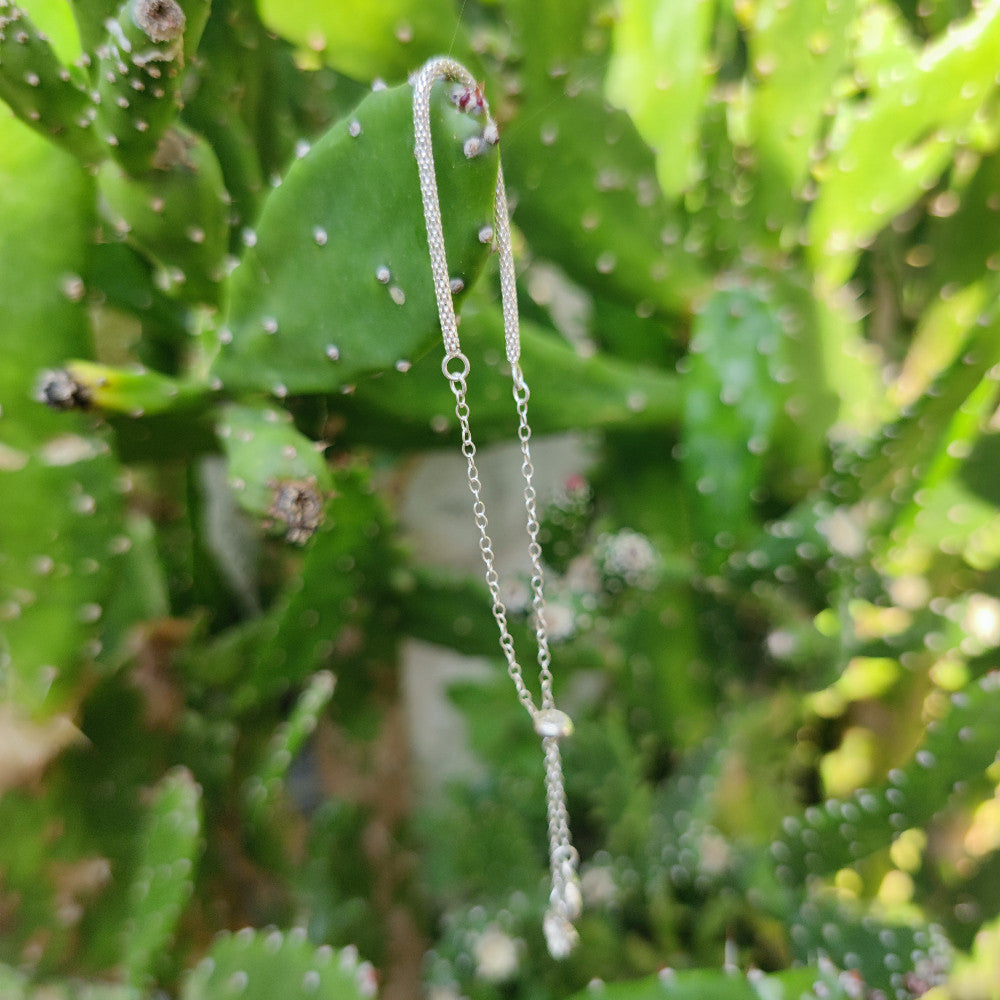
(3, 0), (1000, 998)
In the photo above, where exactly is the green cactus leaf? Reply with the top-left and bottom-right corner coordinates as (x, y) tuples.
(95, 513), (170, 669)
(94, 0), (190, 175)
(0, 3), (103, 164)
(0, 119), (126, 717)
(181, 929), (378, 1000)
(183, 0), (369, 227)
(217, 401), (333, 541)
(883, 355), (998, 572)
(243, 670), (336, 827)
(67, 0), (121, 54)
(210, 81), (498, 395)
(97, 127), (230, 304)
(504, 0), (598, 91)
(777, 672), (1000, 882)
(294, 801), (380, 962)
(851, 306), (1000, 513)
(808, 0), (1000, 287)
(0, 453), (128, 715)
(121, 766), (202, 985)
(397, 567), (534, 659)
(0, 126), (92, 441)
(744, 0), (857, 221)
(338, 305), (681, 449)
(680, 283), (788, 567)
(53, 361), (212, 416)
(565, 965), (859, 999)
(242, 463), (393, 698)
(176, 0), (211, 63)
(82, 242), (190, 342)
(504, 85), (709, 323)
(891, 282), (989, 413)
(256, 0), (458, 81)
(788, 897), (950, 997)
(924, 150), (1000, 297)
(606, 0), (717, 198)
(850, 1), (919, 98)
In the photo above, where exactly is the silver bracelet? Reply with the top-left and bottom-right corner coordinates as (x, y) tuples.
(412, 56), (582, 959)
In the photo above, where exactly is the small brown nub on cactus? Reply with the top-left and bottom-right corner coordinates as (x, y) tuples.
(151, 127), (194, 170)
(133, 0), (186, 43)
(268, 478), (324, 545)
(36, 369), (91, 410)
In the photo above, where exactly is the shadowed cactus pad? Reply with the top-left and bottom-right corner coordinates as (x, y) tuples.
(122, 767), (202, 985)
(97, 127), (230, 304)
(776, 672), (1000, 883)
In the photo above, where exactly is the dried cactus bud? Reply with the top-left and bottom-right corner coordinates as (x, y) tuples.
(35, 368), (91, 410)
(268, 478), (325, 545)
(132, 0), (186, 43)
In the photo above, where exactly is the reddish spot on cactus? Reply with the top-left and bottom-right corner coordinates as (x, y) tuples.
(450, 81), (487, 116)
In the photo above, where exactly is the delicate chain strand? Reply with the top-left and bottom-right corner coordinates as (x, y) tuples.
(513, 381), (556, 709)
(450, 374), (538, 715)
(412, 56), (580, 959)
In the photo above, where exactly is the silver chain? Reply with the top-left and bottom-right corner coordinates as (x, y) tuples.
(412, 56), (581, 959)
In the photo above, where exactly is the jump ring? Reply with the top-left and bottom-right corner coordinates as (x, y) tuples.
(442, 351), (471, 381)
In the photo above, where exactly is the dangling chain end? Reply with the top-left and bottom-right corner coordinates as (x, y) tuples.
(544, 845), (583, 959)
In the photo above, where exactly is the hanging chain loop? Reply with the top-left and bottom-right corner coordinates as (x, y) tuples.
(412, 56), (581, 959)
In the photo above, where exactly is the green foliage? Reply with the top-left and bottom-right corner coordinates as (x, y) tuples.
(3, 0), (1000, 998)
(121, 768), (202, 985)
(808, 0), (1000, 286)
(181, 929), (377, 1000)
(97, 128), (230, 304)
(211, 81), (498, 393)
(566, 965), (861, 1000)
(606, 0), (717, 198)
(680, 283), (791, 568)
(0, 4), (102, 163)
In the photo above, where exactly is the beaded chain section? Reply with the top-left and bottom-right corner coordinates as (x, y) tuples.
(412, 57), (582, 959)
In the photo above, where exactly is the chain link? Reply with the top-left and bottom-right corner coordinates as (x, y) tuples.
(448, 369), (537, 714)
(413, 56), (580, 958)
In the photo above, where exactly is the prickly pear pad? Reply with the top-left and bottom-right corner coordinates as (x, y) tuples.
(211, 81), (499, 395)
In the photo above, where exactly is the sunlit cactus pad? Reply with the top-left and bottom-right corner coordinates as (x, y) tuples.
(211, 81), (499, 394)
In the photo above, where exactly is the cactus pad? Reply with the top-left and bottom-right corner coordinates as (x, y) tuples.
(210, 81), (499, 394)
(0, 3), (103, 165)
(244, 671), (335, 828)
(776, 672), (1000, 882)
(121, 767), (202, 983)
(181, 929), (378, 1000)
(565, 964), (862, 999)
(216, 402), (333, 542)
(97, 127), (230, 304)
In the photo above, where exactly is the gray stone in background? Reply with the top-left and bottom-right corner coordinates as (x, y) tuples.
(399, 435), (591, 794)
